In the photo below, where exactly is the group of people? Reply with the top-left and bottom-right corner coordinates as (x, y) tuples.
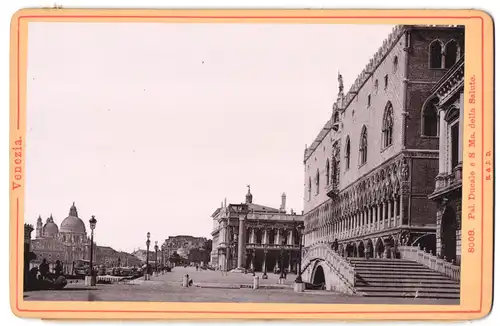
(31, 258), (64, 280)
(330, 238), (374, 259)
(26, 258), (67, 291)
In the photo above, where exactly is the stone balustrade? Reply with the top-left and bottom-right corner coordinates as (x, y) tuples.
(399, 246), (460, 281)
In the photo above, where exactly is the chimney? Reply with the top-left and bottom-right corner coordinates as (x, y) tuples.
(280, 193), (286, 212)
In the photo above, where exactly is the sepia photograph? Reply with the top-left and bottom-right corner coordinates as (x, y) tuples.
(20, 20), (465, 305)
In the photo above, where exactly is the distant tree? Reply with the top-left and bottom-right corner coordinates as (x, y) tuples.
(169, 251), (182, 264)
(201, 240), (213, 264)
(188, 248), (204, 263)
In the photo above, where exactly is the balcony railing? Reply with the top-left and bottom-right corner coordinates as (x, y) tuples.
(326, 182), (339, 199)
(399, 246), (460, 281)
(246, 243), (300, 250)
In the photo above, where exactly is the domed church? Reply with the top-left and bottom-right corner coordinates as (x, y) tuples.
(30, 202), (96, 274)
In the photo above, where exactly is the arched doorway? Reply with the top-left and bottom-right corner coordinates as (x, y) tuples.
(338, 244), (345, 257)
(358, 241), (365, 258)
(385, 237), (395, 258)
(441, 206), (457, 262)
(412, 233), (437, 254)
(346, 244), (354, 257)
(313, 265), (326, 287)
(365, 239), (374, 258)
(375, 238), (384, 258)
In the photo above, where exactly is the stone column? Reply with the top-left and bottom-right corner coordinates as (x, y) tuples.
(363, 208), (368, 232)
(383, 202), (388, 228)
(393, 198), (398, 227)
(370, 206), (374, 230)
(399, 193), (404, 226)
(250, 228), (255, 244)
(458, 92), (464, 165)
(377, 203), (384, 228)
(221, 222), (226, 244)
(237, 216), (246, 269)
(263, 229), (268, 244)
(438, 108), (447, 174)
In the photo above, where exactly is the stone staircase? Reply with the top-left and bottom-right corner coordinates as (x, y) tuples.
(348, 258), (460, 299)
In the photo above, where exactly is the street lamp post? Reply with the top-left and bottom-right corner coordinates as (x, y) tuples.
(231, 233), (238, 270)
(279, 238), (286, 282)
(88, 215), (97, 286)
(154, 241), (159, 276)
(145, 232), (151, 280)
(161, 244), (165, 273)
(295, 223), (304, 283)
(251, 249), (256, 276)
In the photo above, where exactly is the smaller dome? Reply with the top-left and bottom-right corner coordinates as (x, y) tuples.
(43, 215), (59, 237)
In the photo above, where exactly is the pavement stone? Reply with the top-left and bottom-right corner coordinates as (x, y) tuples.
(23, 267), (460, 305)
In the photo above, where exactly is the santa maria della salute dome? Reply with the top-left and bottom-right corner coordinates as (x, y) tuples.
(30, 202), (96, 274)
(60, 202), (87, 234)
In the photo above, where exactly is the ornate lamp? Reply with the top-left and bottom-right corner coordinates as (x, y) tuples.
(145, 232), (151, 279)
(88, 215), (97, 286)
(154, 241), (159, 274)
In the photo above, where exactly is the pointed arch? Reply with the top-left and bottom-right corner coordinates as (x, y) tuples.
(444, 39), (459, 68)
(325, 159), (330, 186)
(422, 97), (439, 136)
(445, 105), (460, 123)
(315, 169), (320, 195)
(308, 177), (312, 201)
(393, 55), (399, 73)
(429, 39), (444, 68)
(382, 101), (394, 148)
(359, 126), (368, 166)
(345, 136), (351, 170)
(333, 111), (340, 123)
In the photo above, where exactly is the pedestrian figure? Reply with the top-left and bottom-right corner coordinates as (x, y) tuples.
(365, 246), (371, 260)
(39, 258), (49, 280)
(333, 238), (339, 253)
(54, 260), (63, 277)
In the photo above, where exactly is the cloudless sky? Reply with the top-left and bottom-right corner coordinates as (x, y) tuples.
(25, 22), (394, 253)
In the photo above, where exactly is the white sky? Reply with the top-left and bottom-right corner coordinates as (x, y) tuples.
(25, 22), (394, 253)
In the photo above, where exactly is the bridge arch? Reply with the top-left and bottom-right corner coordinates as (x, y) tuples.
(300, 243), (356, 294)
(311, 263), (326, 288)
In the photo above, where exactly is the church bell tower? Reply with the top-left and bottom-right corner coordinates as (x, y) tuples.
(36, 215), (42, 238)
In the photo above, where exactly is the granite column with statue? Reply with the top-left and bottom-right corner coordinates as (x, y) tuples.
(237, 215), (246, 269)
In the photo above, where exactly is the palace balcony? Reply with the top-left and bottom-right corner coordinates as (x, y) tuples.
(430, 166), (462, 200)
(326, 182), (339, 199)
